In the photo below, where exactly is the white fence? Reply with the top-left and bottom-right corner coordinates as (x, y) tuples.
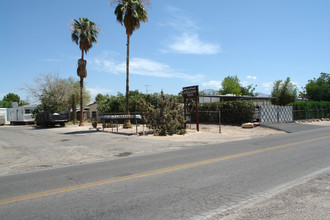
(259, 106), (293, 123)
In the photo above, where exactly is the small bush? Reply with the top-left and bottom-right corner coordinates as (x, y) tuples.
(137, 91), (186, 136)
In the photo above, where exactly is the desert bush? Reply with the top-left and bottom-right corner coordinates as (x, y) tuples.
(97, 90), (182, 114)
(137, 91), (185, 136)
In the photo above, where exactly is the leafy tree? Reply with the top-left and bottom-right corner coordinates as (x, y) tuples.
(96, 89), (187, 116)
(19, 100), (29, 106)
(112, 0), (150, 128)
(3, 93), (20, 103)
(220, 75), (241, 95)
(241, 84), (256, 96)
(176, 92), (184, 103)
(298, 88), (308, 100)
(97, 90), (162, 114)
(0, 93), (28, 107)
(67, 77), (91, 106)
(219, 75), (256, 96)
(271, 77), (297, 106)
(39, 90), (68, 113)
(71, 17), (99, 126)
(305, 73), (330, 101)
(97, 93), (126, 114)
(95, 93), (105, 104)
(0, 100), (12, 108)
(25, 73), (91, 113)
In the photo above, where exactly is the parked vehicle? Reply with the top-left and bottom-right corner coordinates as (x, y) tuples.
(36, 111), (70, 127)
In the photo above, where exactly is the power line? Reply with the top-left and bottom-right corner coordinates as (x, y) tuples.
(144, 85), (151, 94)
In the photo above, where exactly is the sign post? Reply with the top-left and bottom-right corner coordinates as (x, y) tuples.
(182, 86), (199, 132)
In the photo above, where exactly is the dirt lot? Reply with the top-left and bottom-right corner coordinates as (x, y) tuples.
(0, 121), (329, 176)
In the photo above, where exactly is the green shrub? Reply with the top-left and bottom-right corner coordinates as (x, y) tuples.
(292, 101), (330, 120)
(196, 100), (255, 125)
(137, 91), (186, 136)
(97, 90), (183, 114)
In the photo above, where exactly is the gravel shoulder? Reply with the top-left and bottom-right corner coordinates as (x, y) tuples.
(0, 123), (285, 176)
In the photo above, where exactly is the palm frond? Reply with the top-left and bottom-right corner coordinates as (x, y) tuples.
(113, 0), (148, 36)
(71, 33), (79, 45)
(70, 17), (99, 55)
(115, 4), (124, 24)
(134, 3), (148, 22)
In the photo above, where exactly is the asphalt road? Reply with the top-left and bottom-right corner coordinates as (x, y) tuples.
(261, 122), (325, 133)
(220, 168), (330, 220)
(0, 127), (329, 219)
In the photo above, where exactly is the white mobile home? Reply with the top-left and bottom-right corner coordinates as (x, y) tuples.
(0, 108), (10, 125)
(7, 105), (37, 124)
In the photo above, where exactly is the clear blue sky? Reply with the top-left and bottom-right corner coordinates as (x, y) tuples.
(1, 0), (329, 103)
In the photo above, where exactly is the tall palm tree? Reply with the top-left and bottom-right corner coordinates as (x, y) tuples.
(114, 0), (149, 128)
(71, 17), (99, 126)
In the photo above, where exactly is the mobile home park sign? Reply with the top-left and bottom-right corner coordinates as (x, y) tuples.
(182, 86), (199, 131)
(183, 86), (199, 98)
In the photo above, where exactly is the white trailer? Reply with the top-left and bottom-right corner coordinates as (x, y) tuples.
(7, 105), (37, 124)
(0, 108), (10, 125)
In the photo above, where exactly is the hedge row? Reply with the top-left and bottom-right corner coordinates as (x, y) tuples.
(190, 100), (255, 125)
(292, 101), (330, 120)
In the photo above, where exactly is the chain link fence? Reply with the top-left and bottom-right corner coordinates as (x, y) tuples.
(293, 109), (330, 120)
(190, 109), (254, 125)
(188, 108), (255, 133)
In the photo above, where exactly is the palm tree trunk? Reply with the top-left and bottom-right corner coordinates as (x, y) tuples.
(79, 77), (84, 126)
(79, 50), (85, 126)
(72, 93), (76, 125)
(124, 34), (132, 128)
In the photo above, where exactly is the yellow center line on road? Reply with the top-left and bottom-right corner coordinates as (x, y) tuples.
(1, 135), (329, 206)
